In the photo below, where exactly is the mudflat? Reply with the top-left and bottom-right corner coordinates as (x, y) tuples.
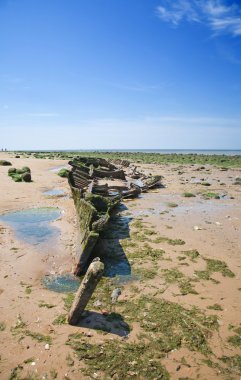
(0, 152), (241, 379)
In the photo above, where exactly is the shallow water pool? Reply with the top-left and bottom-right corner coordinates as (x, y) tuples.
(0, 207), (61, 245)
(42, 273), (80, 293)
(43, 189), (65, 196)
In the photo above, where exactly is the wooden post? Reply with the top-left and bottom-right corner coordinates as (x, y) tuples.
(68, 258), (104, 325)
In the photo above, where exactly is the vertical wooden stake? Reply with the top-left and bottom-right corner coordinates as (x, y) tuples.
(68, 258), (104, 325)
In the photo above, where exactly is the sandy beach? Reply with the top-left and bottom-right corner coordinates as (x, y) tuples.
(0, 152), (241, 379)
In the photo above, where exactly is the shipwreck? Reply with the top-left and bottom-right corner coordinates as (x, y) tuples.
(68, 156), (162, 275)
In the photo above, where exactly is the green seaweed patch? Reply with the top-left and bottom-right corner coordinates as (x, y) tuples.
(205, 258), (235, 278)
(153, 236), (185, 245)
(195, 258), (234, 282)
(127, 243), (165, 261)
(167, 202), (178, 208)
(179, 279), (198, 295)
(207, 304), (223, 311)
(0, 321), (6, 331)
(228, 334), (241, 348)
(182, 249), (200, 262)
(25, 330), (52, 344)
(121, 296), (218, 355)
(202, 192), (220, 200)
(134, 266), (158, 280)
(162, 268), (184, 283)
(38, 301), (56, 309)
(161, 268), (198, 295)
(53, 314), (67, 325)
(183, 192), (196, 197)
(66, 337), (169, 379)
(63, 293), (75, 311)
(220, 355), (241, 375)
(11, 174), (22, 182)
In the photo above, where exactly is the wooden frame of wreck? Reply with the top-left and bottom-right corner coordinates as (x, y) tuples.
(68, 157), (162, 276)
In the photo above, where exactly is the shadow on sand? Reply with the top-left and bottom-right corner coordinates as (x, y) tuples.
(76, 310), (130, 337)
(91, 203), (132, 278)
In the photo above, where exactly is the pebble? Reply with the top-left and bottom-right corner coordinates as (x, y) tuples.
(45, 344), (50, 350)
(193, 225), (202, 230)
(111, 288), (122, 303)
(93, 300), (102, 307)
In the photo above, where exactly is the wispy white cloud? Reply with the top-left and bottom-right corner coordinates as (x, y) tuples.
(156, 0), (241, 36)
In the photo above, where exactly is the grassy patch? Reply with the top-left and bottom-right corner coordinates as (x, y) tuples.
(183, 192), (196, 197)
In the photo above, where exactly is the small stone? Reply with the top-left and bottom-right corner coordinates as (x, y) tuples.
(101, 309), (109, 316)
(45, 344), (50, 350)
(111, 288), (122, 303)
(193, 225), (202, 230)
(85, 330), (93, 337)
(31, 362), (36, 366)
(93, 300), (102, 307)
(92, 373), (99, 379)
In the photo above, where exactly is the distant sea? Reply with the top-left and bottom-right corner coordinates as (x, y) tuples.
(87, 149), (241, 156)
(25, 149), (241, 156)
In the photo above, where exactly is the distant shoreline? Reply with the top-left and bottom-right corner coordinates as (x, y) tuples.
(10, 149), (241, 156)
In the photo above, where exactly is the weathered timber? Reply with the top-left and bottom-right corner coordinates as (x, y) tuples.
(68, 156), (163, 275)
(68, 258), (104, 325)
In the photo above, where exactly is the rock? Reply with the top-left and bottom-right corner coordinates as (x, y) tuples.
(0, 160), (12, 166)
(193, 225), (202, 231)
(8, 167), (16, 176)
(58, 168), (69, 178)
(45, 343), (50, 350)
(111, 288), (122, 303)
(22, 172), (31, 182)
(22, 166), (31, 173)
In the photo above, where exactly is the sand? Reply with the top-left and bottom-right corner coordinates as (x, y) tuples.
(0, 152), (240, 379)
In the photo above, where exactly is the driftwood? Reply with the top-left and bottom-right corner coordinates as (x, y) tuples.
(68, 258), (104, 325)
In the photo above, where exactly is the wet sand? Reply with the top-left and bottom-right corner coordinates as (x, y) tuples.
(0, 152), (241, 379)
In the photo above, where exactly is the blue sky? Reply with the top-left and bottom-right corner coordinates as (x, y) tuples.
(1, 0), (241, 150)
